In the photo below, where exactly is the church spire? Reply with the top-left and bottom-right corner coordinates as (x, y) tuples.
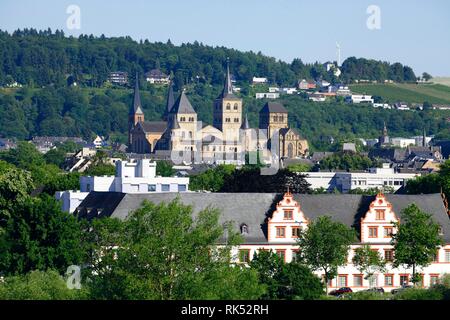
(131, 72), (144, 115)
(224, 57), (233, 95)
(164, 80), (175, 120)
(383, 121), (388, 136)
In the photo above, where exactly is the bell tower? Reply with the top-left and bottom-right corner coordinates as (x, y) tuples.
(213, 58), (242, 141)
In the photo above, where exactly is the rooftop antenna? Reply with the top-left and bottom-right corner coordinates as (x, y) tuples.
(336, 42), (341, 66)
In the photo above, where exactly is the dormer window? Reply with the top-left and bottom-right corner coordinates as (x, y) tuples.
(240, 224), (249, 235)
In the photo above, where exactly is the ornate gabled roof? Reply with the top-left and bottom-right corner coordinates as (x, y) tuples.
(170, 90), (196, 114)
(77, 193), (450, 244)
(130, 73), (144, 115)
(260, 102), (288, 114)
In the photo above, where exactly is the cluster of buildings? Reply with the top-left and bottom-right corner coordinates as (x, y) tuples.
(128, 61), (310, 165)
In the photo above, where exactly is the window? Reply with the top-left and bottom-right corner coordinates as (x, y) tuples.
(233, 103), (238, 110)
(239, 249), (250, 263)
(375, 209), (385, 220)
(368, 227), (378, 238)
(180, 117), (185, 122)
(338, 275), (347, 287)
(225, 118), (231, 122)
(284, 210), (293, 220)
(384, 227), (393, 238)
(276, 250), (286, 262)
(86, 183), (91, 192)
(353, 275), (363, 287)
(292, 227), (301, 238)
(178, 184), (186, 192)
(161, 184), (170, 192)
(385, 274), (394, 286)
(430, 275), (440, 286)
(234, 118), (239, 122)
(369, 275), (378, 287)
(148, 184), (156, 192)
(445, 250), (450, 262)
(384, 250), (394, 262)
(276, 227), (286, 238)
(226, 103), (231, 110)
(400, 274), (409, 286)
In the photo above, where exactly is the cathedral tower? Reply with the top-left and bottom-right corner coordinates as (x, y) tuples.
(213, 58), (242, 141)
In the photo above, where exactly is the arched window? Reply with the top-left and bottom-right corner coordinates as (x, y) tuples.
(234, 103), (238, 110)
(240, 224), (249, 234)
(226, 103), (231, 110)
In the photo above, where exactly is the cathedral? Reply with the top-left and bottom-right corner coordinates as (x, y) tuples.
(128, 61), (309, 164)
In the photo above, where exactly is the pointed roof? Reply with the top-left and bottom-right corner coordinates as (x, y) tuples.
(130, 73), (144, 115)
(170, 115), (180, 129)
(241, 114), (250, 130)
(170, 90), (196, 114)
(383, 121), (388, 136)
(217, 58), (240, 100)
(165, 81), (175, 116)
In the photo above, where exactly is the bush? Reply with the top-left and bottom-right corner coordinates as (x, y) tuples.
(0, 270), (89, 300)
(342, 291), (388, 300)
(393, 288), (443, 300)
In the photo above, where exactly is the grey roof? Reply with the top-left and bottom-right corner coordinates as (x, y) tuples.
(170, 91), (196, 114)
(140, 121), (167, 133)
(260, 102), (288, 114)
(241, 114), (250, 130)
(130, 73), (144, 115)
(170, 116), (180, 130)
(165, 82), (175, 117)
(76, 193), (450, 244)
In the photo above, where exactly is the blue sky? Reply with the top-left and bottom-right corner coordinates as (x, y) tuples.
(1, 0), (449, 76)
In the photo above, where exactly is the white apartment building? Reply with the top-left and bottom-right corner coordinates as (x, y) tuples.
(301, 164), (419, 193)
(255, 92), (280, 99)
(390, 137), (417, 148)
(56, 159), (190, 213)
(252, 77), (268, 84)
(345, 94), (374, 104)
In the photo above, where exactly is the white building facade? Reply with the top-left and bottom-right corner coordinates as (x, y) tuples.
(302, 165), (419, 193)
(232, 192), (450, 292)
(56, 159), (190, 212)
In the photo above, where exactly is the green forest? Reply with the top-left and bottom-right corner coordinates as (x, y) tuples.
(1, 29), (448, 150)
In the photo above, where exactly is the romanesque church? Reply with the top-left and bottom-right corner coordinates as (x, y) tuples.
(128, 61), (309, 164)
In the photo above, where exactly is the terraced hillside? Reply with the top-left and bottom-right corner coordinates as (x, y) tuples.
(349, 83), (450, 104)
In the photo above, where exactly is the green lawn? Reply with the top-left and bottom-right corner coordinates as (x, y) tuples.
(349, 83), (450, 104)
